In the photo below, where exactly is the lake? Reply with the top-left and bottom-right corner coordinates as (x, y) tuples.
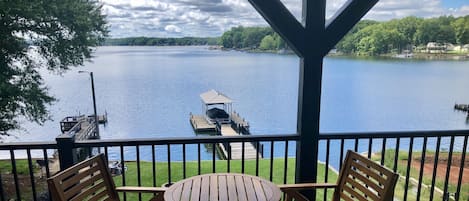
(7, 46), (469, 165)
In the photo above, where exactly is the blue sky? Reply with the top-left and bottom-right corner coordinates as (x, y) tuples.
(101, 0), (469, 38)
(442, 0), (468, 8)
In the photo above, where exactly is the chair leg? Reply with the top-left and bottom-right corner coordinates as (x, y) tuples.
(149, 192), (164, 201)
(284, 193), (293, 201)
(283, 189), (309, 201)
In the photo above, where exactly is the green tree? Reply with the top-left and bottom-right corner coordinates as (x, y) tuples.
(221, 30), (234, 48)
(336, 20), (378, 53)
(389, 16), (423, 45)
(415, 17), (456, 45)
(273, 33), (286, 50)
(259, 35), (276, 50)
(231, 27), (245, 49)
(356, 25), (406, 55)
(452, 16), (469, 45)
(242, 27), (272, 48)
(0, 0), (108, 134)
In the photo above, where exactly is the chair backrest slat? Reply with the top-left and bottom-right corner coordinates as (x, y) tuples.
(47, 154), (119, 201)
(88, 188), (112, 201)
(344, 176), (380, 200)
(70, 181), (107, 201)
(62, 165), (101, 191)
(334, 151), (399, 201)
(64, 171), (103, 198)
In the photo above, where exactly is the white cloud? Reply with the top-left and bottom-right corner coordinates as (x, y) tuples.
(99, 0), (468, 38)
(365, 0), (446, 20)
(164, 25), (182, 33)
(452, 5), (469, 16)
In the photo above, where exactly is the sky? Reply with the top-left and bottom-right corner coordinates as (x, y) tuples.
(100, 0), (469, 38)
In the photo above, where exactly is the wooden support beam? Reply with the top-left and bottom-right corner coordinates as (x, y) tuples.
(294, 1), (326, 200)
(247, 0), (305, 57)
(322, 0), (379, 56)
(246, 1), (377, 200)
(302, 0), (326, 41)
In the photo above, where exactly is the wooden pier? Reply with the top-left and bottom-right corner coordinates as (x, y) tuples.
(231, 111), (250, 134)
(454, 104), (469, 121)
(190, 113), (217, 132)
(60, 114), (107, 140)
(217, 125), (261, 160)
(190, 89), (260, 159)
(190, 112), (260, 159)
(455, 104), (469, 112)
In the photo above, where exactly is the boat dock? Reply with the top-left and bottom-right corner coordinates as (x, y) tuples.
(190, 89), (260, 159)
(455, 104), (469, 112)
(454, 104), (469, 121)
(190, 111), (250, 133)
(60, 114), (107, 140)
(217, 125), (261, 160)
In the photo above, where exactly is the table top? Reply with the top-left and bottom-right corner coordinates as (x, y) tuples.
(164, 173), (282, 201)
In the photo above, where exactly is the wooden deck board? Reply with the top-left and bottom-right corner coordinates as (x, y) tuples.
(190, 113), (260, 159)
(219, 125), (261, 160)
(190, 114), (216, 132)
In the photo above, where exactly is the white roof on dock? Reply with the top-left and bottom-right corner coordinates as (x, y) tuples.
(200, 89), (232, 105)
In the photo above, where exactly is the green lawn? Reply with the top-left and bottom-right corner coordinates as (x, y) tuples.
(0, 159), (32, 175)
(373, 149), (469, 201)
(3, 151), (467, 201)
(0, 159), (49, 201)
(114, 158), (338, 200)
(0, 157), (338, 200)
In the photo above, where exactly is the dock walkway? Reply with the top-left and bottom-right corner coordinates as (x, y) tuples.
(218, 125), (260, 160)
(190, 114), (217, 132)
(60, 115), (101, 140)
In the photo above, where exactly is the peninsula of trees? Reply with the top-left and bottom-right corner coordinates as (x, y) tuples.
(103, 15), (469, 57)
(104, 37), (219, 46)
(220, 15), (469, 56)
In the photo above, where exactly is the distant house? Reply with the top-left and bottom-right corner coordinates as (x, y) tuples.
(426, 42), (447, 53)
(445, 43), (456, 51)
(463, 44), (469, 52)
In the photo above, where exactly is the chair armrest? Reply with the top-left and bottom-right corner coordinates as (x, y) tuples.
(116, 186), (166, 193)
(279, 183), (337, 191)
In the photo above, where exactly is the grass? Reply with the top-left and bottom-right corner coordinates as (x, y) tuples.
(0, 159), (48, 201)
(0, 159), (32, 175)
(5, 150), (466, 201)
(0, 157), (338, 200)
(114, 158), (338, 201)
(372, 149), (469, 201)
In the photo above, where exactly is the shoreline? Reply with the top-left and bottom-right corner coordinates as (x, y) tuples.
(218, 47), (469, 61)
(98, 45), (469, 61)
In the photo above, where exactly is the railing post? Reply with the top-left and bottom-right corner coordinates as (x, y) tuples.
(56, 134), (76, 170)
(0, 173), (4, 201)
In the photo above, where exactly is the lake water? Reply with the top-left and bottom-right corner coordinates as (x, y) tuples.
(7, 46), (469, 166)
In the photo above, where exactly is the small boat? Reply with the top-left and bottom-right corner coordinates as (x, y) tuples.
(190, 89), (249, 133)
(199, 89), (233, 124)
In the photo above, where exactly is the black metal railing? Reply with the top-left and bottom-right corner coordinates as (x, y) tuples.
(0, 130), (467, 201)
(318, 130), (469, 201)
(0, 142), (57, 201)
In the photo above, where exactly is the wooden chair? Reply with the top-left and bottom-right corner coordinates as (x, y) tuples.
(279, 151), (399, 201)
(47, 154), (165, 201)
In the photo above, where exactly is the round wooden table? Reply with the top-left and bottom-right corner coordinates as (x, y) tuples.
(164, 173), (282, 201)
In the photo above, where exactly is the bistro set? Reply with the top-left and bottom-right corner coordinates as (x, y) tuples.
(46, 151), (398, 201)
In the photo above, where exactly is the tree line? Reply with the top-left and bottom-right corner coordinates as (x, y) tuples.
(104, 37), (219, 46)
(220, 15), (469, 55)
(337, 15), (469, 55)
(220, 26), (287, 51)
